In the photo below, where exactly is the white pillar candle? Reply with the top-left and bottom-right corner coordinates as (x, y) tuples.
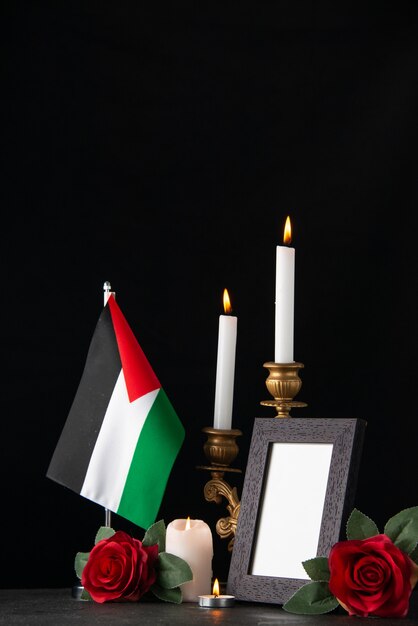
(213, 289), (237, 430)
(166, 518), (213, 602)
(275, 217), (295, 363)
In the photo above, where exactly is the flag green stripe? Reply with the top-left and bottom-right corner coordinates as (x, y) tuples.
(117, 388), (185, 529)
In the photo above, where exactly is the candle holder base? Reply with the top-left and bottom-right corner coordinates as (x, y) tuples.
(201, 427), (242, 466)
(198, 427), (243, 552)
(261, 361), (307, 417)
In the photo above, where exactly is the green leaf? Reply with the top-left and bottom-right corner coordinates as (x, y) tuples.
(302, 557), (330, 582)
(151, 583), (182, 604)
(95, 526), (115, 544)
(157, 552), (193, 589)
(409, 543), (418, 564)
(80, 588), (92, 601)
(282, 581), (339, 615)
(142, 520), (166, 552)
(346, 508), (379, 540)
(384, 506), (418, 554)
(74, 552), (90, 580)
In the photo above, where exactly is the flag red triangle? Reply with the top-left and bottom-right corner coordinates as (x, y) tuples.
(107, 295), (160, 402)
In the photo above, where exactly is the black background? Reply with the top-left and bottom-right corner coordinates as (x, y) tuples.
(3, 2), (418, 589)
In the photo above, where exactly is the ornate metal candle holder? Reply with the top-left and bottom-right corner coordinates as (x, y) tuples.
(260, 361), (307, 417)
(197, 427), (243, 552)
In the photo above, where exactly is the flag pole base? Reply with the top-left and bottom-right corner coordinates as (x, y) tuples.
(71, 585), (86, 600)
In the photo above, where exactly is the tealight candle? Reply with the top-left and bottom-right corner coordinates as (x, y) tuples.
(199, 578), (235, 608)
(166, 517), (213, 602)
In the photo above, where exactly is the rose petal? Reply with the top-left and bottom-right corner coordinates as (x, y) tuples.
(82, 531), (159, 603)
(328, 534), (413, 618)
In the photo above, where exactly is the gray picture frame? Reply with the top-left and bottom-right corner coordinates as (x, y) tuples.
(227, 417), (366, 604)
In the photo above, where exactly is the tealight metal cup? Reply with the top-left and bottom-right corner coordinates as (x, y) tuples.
(198, 594), (235, 608)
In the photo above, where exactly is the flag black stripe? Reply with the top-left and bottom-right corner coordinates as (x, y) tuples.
(47, 305), (121, 495)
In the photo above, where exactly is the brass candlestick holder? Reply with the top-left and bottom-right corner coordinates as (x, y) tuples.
(197, 427), (242, 552)
(260, 361), (307, 417)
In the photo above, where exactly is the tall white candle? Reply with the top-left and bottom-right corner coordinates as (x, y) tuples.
(213, 289), (237, 430)
(275, 216), (295, 363)
(166, 518), (213, 602)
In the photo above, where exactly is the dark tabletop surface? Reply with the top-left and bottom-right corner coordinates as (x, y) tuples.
(0, 588), (417, 625)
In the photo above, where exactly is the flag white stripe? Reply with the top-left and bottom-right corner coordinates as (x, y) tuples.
(80, 370), (159, 512)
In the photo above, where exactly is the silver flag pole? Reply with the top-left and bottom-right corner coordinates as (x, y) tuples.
(103, 281), (113, 529)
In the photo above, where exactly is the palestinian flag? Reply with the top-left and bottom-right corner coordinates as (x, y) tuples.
(47, 294), (185, 529)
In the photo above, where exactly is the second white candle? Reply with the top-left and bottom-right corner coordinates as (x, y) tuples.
(213, 289), (237, 430)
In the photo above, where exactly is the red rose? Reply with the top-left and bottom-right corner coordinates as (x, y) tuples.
(82, 531), (159, 603)
(329, 534), (418, 618)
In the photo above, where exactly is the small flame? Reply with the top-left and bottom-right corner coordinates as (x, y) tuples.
(212, 578), (220, 597)
(283, 216), (292, 245)
(185, 516), (191, 530)
(223, 288), (232, 314)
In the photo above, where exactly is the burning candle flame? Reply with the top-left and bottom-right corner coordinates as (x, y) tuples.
(283, 215), (292, 245)
(185, 516), (191, 530)
(212, 578), (220, 597)
(223, 288), (232, 314)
